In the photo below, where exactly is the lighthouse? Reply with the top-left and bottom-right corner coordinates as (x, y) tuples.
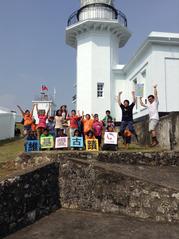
(66, 0), (131, 118)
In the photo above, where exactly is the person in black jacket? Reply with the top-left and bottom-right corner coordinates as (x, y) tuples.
(116, 91), (138, 142)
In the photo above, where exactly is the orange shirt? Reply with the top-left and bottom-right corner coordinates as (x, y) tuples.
(31, 123), (36, 131)
(83, 119), (94, 133)
(124, 129), (132, 137)
(23, 113), (33, 126)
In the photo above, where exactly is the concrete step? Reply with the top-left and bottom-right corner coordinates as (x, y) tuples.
(4, 209), (179, 239)
(59, 157), (179, 222)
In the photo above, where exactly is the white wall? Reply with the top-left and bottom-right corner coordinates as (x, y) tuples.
(76, 31), (119, 119)
(150, 45), (179, 113)
(113, 40), (179, 121)
(112, 69), (126, 121)
(165, 58), (179, 111)
(0, 112), (16, 140)
(76, 33), (93, 114)
(113, 46), (152, 120)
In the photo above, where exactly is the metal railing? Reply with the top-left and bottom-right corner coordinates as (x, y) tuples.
(67, 3), (127, 27)
(33, 94), (54, 102)
(72, 94), (77, 102)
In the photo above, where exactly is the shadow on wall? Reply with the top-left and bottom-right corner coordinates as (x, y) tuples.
(0, 162), (60, 238)
(134, 112), (179, 150)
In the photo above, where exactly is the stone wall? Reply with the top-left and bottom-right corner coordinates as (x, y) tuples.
(158, 113), (179, 150)
(134, 112), (179, 150)
(97, 151), (179, 166)
(59, 157), (179, 223)
(1, 151), (179, 237)
(0, 162), (60, 238)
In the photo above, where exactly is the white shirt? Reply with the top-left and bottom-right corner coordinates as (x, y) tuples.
(147, 99), (159, 120)
(55, 116), (63, 129)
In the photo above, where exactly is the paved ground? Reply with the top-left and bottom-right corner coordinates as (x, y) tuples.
(5, 209), (179, 239)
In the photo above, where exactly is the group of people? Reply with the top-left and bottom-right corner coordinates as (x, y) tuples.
(17, 84), (159, 150)
(17, 104), (117, 150)
(116, 84), (159, 147)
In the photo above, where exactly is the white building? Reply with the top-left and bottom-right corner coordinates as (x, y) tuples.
(0, 107), (16, 140)
(66, 0), (179, 121)
(113, 32), (179, 121)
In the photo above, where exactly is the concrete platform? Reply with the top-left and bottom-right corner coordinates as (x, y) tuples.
(4, 209), (179, 239)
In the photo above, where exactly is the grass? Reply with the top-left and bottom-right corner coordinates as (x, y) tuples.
(0, 136), (163, 164)
(0, 136), (24, 178)
(0, 125), (163, 179)
(0, 137), (24, 163)
(0, 123), (24, 163)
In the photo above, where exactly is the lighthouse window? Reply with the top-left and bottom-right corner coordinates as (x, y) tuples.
(133, 78), (138, 110)
(97, 83), (104, 98)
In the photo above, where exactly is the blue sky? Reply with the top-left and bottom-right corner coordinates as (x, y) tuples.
(0, 0), (178, 112)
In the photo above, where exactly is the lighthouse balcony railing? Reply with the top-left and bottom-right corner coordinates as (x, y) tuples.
(33, 94), (54, 102)
(72, 94), (77, 102)
(67, 3), (127, 27)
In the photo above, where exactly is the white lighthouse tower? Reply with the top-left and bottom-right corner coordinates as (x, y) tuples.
(66, 0), (131, 117)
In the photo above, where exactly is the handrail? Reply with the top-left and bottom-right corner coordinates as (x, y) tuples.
(67, 3), (127, 27)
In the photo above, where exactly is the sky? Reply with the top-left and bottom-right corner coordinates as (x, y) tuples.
(0, 0), (178, 112)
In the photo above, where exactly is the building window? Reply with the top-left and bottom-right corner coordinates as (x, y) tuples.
(141, 69), (146, 102)
(133, 79), (138, 110)
(97, 83), (104, 98)
(133, 78), (137, 85)
(141, 69), (146, 79)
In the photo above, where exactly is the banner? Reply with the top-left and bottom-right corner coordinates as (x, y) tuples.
(104, 132), (118, 145)
(135, 83), (144, 97)
(86, 139), (99, 151)
(40, 136), (54, 149)
(25, 140), (40, 152)
(70, 137), (83, 148)
(55, 137), (68, 148)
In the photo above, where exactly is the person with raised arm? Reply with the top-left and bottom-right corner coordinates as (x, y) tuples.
(116, 91), (138, 142)
(17, 104), (35, 135)
(140, 85), (159, 147)
(36, 104), (50, 139)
